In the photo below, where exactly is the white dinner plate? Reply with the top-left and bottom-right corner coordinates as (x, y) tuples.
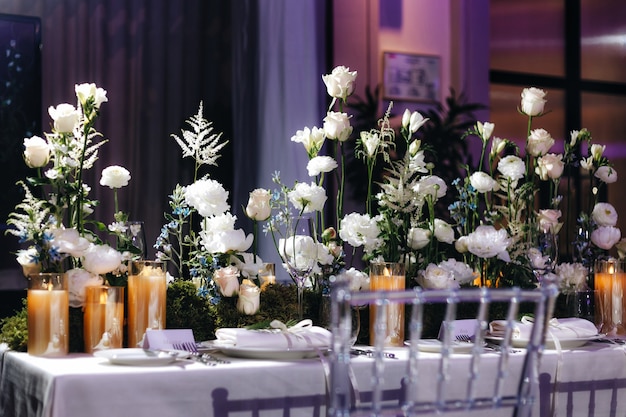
(405, 339), (476, 354)
(485, 334), (602, 349)
(94, 348), (183, 366)
(200, 341), (325, 360)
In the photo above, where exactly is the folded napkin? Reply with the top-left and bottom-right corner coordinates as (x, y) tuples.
(489, 317), (598, 341)
(215, 319), (331, 349)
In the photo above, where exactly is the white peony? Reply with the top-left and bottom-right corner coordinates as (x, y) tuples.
(288, 182), (327, 213)
(52, 228), (91, 258)
(465, 225), (511, 260)
(82, 244), (123, 275)
(100, 165), (131, 189)
(184, 178), (230, 217)
(67, 268), (103, 308)
(306, 155), (338, 177)
(438, 259), (476, 285)
(418, 263), (456, 289)
(414, 175), (447, 200)
(339, 212), (383, 254)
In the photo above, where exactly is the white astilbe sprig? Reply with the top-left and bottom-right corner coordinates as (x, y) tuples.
(172, 101), (228, 170)
(6, 181), (52, 242)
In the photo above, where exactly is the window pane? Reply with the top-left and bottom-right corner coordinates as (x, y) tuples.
(490, 0), (565, 76)
(581, 0), (626, 83)
(582, 92), (626, 236)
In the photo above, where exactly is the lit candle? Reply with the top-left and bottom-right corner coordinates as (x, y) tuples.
(128, 261), (167, 347)
(259, 263), (276, 289)
(369, 262), (405, 347)
(27, 273), (68, 356)
(84, 286), (124, 353)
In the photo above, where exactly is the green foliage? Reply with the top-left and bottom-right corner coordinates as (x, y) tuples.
(166, 280), (219, 342)
(0, 301), (28, 351)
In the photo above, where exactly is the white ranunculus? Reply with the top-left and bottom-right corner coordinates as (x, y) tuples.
(538, 209), (562, 232)
(245, 188), (271, 221)
(100, 165), (131, 189)
(75, 83), (108, 109)
(307, 155), (338, 177)
(52, 228), (91, 257)
(555, 262), (589, 292)
(414, 175), (447, 201)
(67, 268), (103, 308)
(213, 266), (240, 297)
(339, 212), (383, 253)
(526, 128), (554, 156)
(322, 65), (357, 101)
(418, 263), (456, 289)
(592, 202), (618, 227)
(591, 226), (621, 250)
(23, 136), (50, 168)
(407, 227), (431, 250)
(438, 259), (476, 285)
(82, 244), (123, 275)
(595, 165), (618, 184)
(291, 126), (326, 157)
(497, 155), (525, 182)
(469, 171), (499, 193)
(454, 236), (469, 253)
(323, 111), (352, 142)
(341, 267), (370, 291)
(237, 281), (260, 315)
(433, 219), (455, 244)
(520, 87), (546, 116)
(477, 121), (495, 142)
(535, 153), (564, 180)
(465, 225), (511, 260)
(16, 248), (41, 277)
(48, 103), (80, 133)
(288, 182), (327, 213)
(360, 131), (380, 157)
(184, 178), (230, 217)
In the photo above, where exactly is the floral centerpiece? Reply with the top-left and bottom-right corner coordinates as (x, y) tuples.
(4, 83), (140, 351)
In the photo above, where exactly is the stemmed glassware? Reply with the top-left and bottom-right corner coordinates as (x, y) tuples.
(279, 216), (316, 319)
(527, 224), (558, 286)
(126, 221), (147, 259)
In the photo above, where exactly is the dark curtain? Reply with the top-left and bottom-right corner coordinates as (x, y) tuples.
(1, 0), (239, 259)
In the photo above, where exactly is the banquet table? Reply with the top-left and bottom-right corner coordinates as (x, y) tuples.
(2, 340), (626, 417)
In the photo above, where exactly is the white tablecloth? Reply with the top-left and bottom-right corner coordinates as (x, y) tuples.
(2, 341), (626, 417)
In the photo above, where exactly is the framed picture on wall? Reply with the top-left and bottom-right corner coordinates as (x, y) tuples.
(383, 52), (440, 103)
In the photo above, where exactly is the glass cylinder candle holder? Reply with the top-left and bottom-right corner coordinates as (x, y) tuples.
(128, 260), (167, 347)
(594, 258), (626, 336)
(83, 285), (125, 353)
(27, 272), (69, 356)
(259, 263), (276, 289)
(369, 262), (406, 347)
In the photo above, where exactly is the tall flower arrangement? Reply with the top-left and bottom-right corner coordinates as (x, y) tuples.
(6, 83), (136, 307)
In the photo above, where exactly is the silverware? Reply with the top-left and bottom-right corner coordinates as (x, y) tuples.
(350, 348), (396, 359)
(172, 341), (230, 364)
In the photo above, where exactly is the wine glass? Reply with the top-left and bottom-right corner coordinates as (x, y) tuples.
(126, 221), (147, 259)
(280, 217), (316, 319)
(527, 225), (558, 286)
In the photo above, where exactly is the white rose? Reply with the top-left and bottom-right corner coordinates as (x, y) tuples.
(339, 212), (383, 253)
(321, 65), (357, 101)
(291, 126), (326, 158)
(323, 111), (352, 142)
(595, 166), (618, 184)
(82, 244), (123, 275)
(184, 178), (230, 217)
(592, 202), (618, 227)
(407, 227), (431, 250)
(16, 248), (41, 277)
(100, 165), (131, 189)
(526, 128), (554, 156)
(537, 209), (562, 232)
(469, 171), (499, 193)
(591, 226), (621, 250)
(288, 182), (327, 213)
(418, 263), (456, 289)
(433, 219), (455, 244)
(497, 155), (525, 182)
(465, 225), (511, 260)
(23, 136), (50, 168)
(306, 155), (338, 177)
(245, 188), (271, 221)
(520, 87), (546, 116)
(414, 175), (447, 200)
(48, 103), (79, 133)
(535, 153), (564, 180)
(214, 266), (240, 297)
(237, 281), (260, 315)
(67, 268), (103, 308)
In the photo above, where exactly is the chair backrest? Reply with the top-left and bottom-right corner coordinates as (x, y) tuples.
(328, 283), (558, 417)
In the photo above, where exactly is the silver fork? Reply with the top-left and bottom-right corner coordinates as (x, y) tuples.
(455, 334), (472, 343)
(173, 342), (230, 364)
